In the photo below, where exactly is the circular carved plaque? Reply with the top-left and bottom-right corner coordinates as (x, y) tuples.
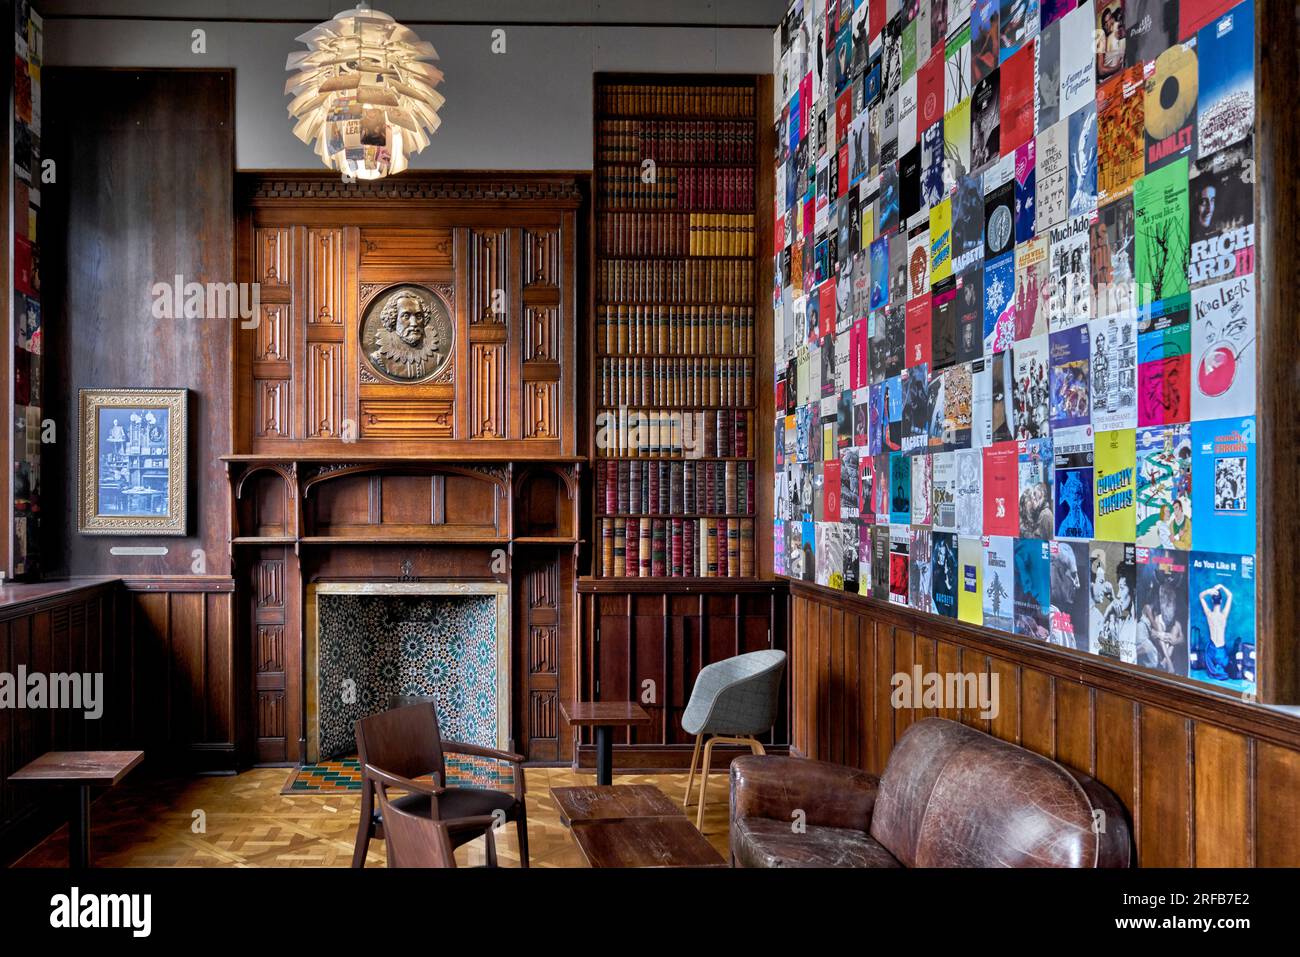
(359, 284), (454, 383)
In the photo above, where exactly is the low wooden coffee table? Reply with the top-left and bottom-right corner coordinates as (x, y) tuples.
(560, 700), (652, 785)
(9, 750), (144, 868)
(570, 817), (727, 868)
(551, 783), (684, 826)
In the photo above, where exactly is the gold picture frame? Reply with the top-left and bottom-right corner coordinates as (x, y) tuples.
(78, 388), (188, 535)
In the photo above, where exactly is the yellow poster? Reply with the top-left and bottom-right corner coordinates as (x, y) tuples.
(1094, 428), (1137, 542)
(957, 535), (983, 625)
(929, 197), (952, 284)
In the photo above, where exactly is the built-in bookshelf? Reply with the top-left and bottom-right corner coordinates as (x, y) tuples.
(591, 75), (768, 579)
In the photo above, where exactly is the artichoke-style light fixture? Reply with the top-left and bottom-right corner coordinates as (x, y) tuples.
(285, 2), (445, 180)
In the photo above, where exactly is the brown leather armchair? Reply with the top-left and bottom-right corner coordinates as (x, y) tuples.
(730, 718), (1132, 867)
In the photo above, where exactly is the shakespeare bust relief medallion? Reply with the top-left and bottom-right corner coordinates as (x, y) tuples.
(360, 284), (454, 383)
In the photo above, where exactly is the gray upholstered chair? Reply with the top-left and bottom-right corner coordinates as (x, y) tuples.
(681, 649), (786, 828)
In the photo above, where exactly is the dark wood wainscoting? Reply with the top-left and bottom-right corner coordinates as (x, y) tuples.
(576, 580), (789, 770)
(120, 577), (239, 772)
(0, 580), (128, 863)
(788, 580), (1300, 866)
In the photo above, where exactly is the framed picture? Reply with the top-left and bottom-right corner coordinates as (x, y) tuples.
(78, 388), (187, 535)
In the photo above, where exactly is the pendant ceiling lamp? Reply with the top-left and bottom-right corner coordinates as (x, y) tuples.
(285, 2), (445, 180)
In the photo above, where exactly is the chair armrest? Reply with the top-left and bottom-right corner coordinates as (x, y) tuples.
(438, 814), (502, 833)
(730, 755), (880, 833)
(441, 741), (527, 800)
(443, 741), (526, 764)
(363, 763), (445, 797)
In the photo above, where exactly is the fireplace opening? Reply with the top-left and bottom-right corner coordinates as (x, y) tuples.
(305, 582), (511, 763)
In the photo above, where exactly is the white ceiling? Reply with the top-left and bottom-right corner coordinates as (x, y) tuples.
(39, 0), (789, 26)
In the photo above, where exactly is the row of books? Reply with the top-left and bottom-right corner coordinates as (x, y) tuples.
(595, 408), (752, 459)
(596, 459), (756, 517)
(598, 258), (754, 304)
(596, 119), (756, 164)
(597, 165), (755, 211)
(597, 84), (755, 119)
(599, 517), (756, 578)
(596, 305), (755, 356)
(599, 213), (756, 257)
(598, 356), (755, 408)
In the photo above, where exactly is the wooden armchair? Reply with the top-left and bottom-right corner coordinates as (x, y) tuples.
(351, 701), (528, 868)
(373, 772), (497, 868)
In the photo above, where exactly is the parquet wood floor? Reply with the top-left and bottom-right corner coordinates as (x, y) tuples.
(12, 767), (734, 868)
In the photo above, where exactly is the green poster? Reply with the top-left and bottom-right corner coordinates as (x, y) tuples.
(1134, 157), (1190, 316)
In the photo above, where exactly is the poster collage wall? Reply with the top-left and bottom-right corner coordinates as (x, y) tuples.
(771, 0), (1257, 693)
(13, 1), (42, 576)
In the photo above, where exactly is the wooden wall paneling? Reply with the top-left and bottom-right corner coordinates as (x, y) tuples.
(827, 605), (844, 764)
(934, 640), (961, 724)
(562, 210), (578, 457)
(893, 627), (916, 740)
(1055, 680), (1094, 775)
(811, 600), (821, 759)
(1192, 724), (1251, 867)
(843, 612), (861, 767)
(1020, 667), (1055, 758)
(576, 582), (788, 768)
(873, 618), (894, 773)
(914, 634), (936, 724)
(1137, 706), (1192, 867)
(0, 583), (131, 863)
(1093, 691), (1137, 824)
(252, 551), (289, 763)
(787, 582), (1300, 865)
(43, 69), (234, 580)
(517, 551), (562, 761)
(1256, 0), (1300, 705)
(1255, 740), (1300, 865)
(629, 593), (666, 746)
(988, 656), (1019, 745)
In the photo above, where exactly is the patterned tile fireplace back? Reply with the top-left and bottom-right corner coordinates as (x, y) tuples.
(306, 583), (511, 762)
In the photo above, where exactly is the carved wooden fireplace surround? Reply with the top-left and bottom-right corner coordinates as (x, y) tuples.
(228, 173), (583, 765)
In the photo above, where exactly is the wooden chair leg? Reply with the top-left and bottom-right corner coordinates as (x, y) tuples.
(516, 812), (530, 868)
(352, 782), (375, 868)
(683, 733), (702, 807)
(696, 736), (717, 830)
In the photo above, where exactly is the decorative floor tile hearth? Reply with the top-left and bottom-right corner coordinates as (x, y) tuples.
(282, 754), (516, 795)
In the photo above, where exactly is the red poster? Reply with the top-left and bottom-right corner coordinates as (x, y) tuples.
(819, 281), (837, 339)
(14, 237), (34, 296)
(836, 88), (854, 144)
(823, 459), (842, 522)
(916, 49), (946, 135)
(1179, 0), (1239, 39)
(983, 441), (1020, 536)
(905, 294), (933, 369)
(999, 41), (1036, 156)
(799, 72), (813, 140)
(869, 0), (885, 41)
(851, 316), (870, 390)
(837, 143), (849, 198)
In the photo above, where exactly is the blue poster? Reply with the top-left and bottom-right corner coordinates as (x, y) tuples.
(1188, 550), (1257, 694)
(889, 451), (912, 524)
(1191, 415), (1255, 554)
(1013, 537), (1051, 640)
